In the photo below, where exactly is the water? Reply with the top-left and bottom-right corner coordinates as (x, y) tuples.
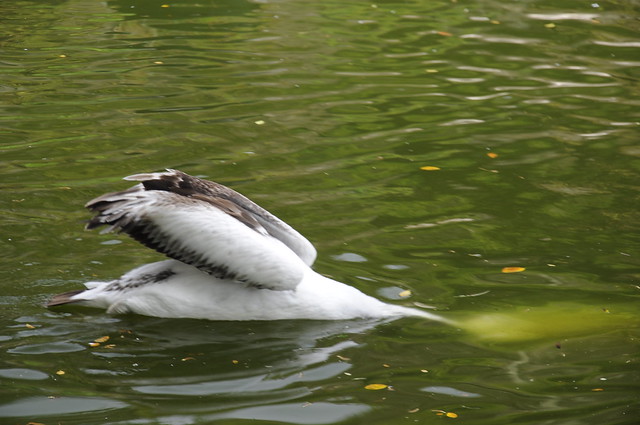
(1, 0), (639, 423)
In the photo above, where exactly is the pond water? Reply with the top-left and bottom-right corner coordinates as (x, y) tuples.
(1, 0), (639, 424)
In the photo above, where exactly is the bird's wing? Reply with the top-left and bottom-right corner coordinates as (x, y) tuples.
(84, 169), (315, 291)
(124, 169), (316, 266)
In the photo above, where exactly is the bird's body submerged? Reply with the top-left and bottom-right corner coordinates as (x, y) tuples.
(48, 169), (450, 323)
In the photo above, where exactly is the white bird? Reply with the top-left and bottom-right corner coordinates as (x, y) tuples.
(48, 169), (451, 323)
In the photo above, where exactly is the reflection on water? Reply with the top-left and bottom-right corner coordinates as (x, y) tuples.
(1, 0), (639, 423)
(0, 397), (129, 419)
(1, 314), (385, 423)
(2, 306), (637, 423)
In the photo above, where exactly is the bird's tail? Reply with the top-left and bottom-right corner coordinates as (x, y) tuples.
(46, 290), (85, 307)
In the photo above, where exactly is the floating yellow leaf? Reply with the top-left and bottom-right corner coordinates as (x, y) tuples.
(592, 388), (604, 392)
(420, 166), (441, 171)
(94, 336), (110, 343)
(432, 410), (458, 418)
(490, 20), (500, 25)
(336, 355), (351, 361)
(88, 342), (100, 347)
(25, 323), (36, 329)
(425, 69), (439, 73)
(544, 23), (556, 28)
(181, 357), (196, 361)
(232, 359), (239, 364)
(487, 152), (499, 158)
(104, 344), (116, 349)
(398, 290), (412, 298)
(437, 31), (453, 37)
(254, 120), (265, 125)
(55, 370), (65, 375)
(364, 384), (388, 390)
(501, 267), (526, 273)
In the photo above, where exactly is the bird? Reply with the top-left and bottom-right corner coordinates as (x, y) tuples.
(47, 169), (451, 323)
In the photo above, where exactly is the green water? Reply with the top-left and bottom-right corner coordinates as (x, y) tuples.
(1, 0), (639, 423)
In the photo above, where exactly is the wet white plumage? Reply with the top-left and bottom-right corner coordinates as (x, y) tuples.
(48, 169), (450, 323)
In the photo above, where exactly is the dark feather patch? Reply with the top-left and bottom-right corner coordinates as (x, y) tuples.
(105, 268), (177, 292)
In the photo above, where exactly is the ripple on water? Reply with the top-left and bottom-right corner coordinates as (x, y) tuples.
(133, 362), (351, 396)
(208, 402), (371, 424)
(0, 396), (129, 418)
(7, 341), (85, 355)
(0, 367), (49, 380)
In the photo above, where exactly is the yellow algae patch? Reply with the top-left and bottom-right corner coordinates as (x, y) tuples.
(457, 302), (635, 343)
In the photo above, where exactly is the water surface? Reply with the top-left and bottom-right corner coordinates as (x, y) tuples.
(1, 0), (639, 424)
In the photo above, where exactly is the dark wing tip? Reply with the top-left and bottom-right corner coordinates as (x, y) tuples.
(123, 169), (203, 197)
